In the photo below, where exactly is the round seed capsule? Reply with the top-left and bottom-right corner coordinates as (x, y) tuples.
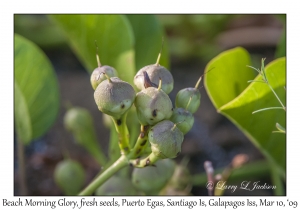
(169, 108), (194, 135)
(134, 87), (173, 125)
(134, 64), (174, 94)
(94, 77), (135, 119)
(175, 88), (200, 114)
(64, 107), (92, 132)
(54, 159), (85, 196)
(131, 159), (176, 195)
(95, 176), (137, 195)
(148, 120), (184, 159)
(90, 65), (118, 90)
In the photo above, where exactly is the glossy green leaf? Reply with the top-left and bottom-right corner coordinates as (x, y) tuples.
(49, 15), (135, 83)
(205, 49), (286, 174)
(126, 15), (169, 70)
(14, 34), (60, 144)
(204, 47), (255, 109)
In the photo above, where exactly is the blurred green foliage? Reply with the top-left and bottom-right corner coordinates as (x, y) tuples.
(14, 34), (60, 144)
(205, 47), (286, 176)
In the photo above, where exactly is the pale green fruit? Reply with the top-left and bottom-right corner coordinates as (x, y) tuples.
(64, 107), (92, 133)
(134, 87), (173, 125)
(95, 176), (137, 195)
(63, 107), (106, 166)
(90, 65), (118, 90)
(169, 108), (194, 134)
(148, 120), (184, 159)
(132, 159), (176, 195)
(54, 159), (85, 195)
(175, 88), (200, 114)
(134, 64), (174, 94)
(94, 77), (135, 119)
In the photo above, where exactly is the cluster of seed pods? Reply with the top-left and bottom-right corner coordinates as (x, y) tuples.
(91, 45), (203, 166)
(57, 43), (206, 195)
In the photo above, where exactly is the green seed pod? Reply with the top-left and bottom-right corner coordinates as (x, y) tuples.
(134, 87), (173, 125)
(64, 107), (91, 133)
(148, 120), (184, 159)
(169, 108), (194, 135)
(90, 65), (118, 90)
(175, 88), (200, 114)
(134, 65), (174, 94)
(54, 159), (85, 195)
(94, 77), (136, 119)
(95, 175), (137, 195)
(132, 159), (176, 195)
(63, 107), (107, 166)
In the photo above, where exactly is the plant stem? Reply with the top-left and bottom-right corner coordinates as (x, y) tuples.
(112, 113), (130, 155)
(271, 162), (285, 195)
(78, 155), (128, 196)
(252, 107), (284, 114)
(17, 137), (28, 195)
(108, 124), (119, 163)
(131, 125), (150, 158)
(267, 83), (286, 111)
(130, 152), (160, 167)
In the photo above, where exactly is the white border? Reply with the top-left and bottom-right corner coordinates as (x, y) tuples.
(2, 0), (300, 209)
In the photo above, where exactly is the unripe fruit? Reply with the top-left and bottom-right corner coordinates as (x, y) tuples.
(132, 159), (176, 195)
(134, 87), (173, 125)
(169, 108), (194, 135)
(63, 107), (107, 166)
(134, 65), (174, 94)
(90, 65), (118, 90)
(64, 107), (91, 133)
(175, 88), (200, 114)
(94, 77), (135, 119)
(148, 120), (184, 159)
(54, 159), (85, 195)
(95, 176), (137, 195)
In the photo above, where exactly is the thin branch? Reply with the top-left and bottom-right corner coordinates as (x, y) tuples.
(248, 80), (267, 84)
(252, 107), (284, 114)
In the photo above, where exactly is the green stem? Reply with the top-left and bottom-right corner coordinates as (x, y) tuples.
(17, 137), (28, 195)
(131, 125), (150, 158)
(252, 107), (284, 114)
(78, 155), (128, 196)
(267, 83), (286, 111)
(271, 163), (285, 195)
(87, 145), (107, 166)
(112, 113), (130, 155)
(130, 152), (160, 167)
(108, 124), (119, 163)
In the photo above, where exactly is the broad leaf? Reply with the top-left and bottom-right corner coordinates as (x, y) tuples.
(204, 47), (255, 109)
(220, 58), (286, 174)
(14, 34), (60, 144)
(126, 15), (169, 70)
(205, 48), (286, 174)
(49, 15), (135, 83)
